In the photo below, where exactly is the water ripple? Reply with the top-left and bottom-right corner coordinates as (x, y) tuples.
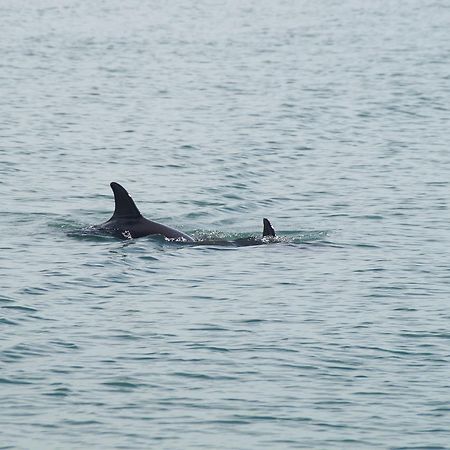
(1, 0), (450, 449)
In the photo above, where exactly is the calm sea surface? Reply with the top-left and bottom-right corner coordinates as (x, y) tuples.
(1, 1), (450, 448)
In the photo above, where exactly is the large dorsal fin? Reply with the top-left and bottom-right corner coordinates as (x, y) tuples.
(263, 218), (275, 237)
(110, 182), (142, 219)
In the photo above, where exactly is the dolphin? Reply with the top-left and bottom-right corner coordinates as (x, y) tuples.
(93, 182), (276, 243)
(96, 182), (194, 241)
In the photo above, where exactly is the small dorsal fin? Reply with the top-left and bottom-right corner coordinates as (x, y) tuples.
(263, 218), (275, 237)
(110, 182), (142, 219)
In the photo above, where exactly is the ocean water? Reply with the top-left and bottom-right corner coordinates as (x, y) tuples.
(1, 0), (450, 448)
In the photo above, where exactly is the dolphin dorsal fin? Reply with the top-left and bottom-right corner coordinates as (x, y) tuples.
(263, 218), (275, 237)
(110, 182), (142, 219)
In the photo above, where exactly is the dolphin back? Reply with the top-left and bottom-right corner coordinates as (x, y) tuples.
(102, 182), (194, 242)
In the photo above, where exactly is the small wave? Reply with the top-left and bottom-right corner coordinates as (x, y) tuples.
(2, 305), (38, 313)
(43, 387), (72, 397)
(102, 380), (146, 390)
(172, 371), (237, 380)
(0, 377), (32, 385)
(0, 295), (15, 304)
(0, 318), (19, 326)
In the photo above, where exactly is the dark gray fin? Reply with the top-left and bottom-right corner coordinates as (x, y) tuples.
(110, 182), (142, 219)
(263, 218), (275, 237)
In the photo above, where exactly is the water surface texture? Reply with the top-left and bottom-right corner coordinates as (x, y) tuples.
(1, 1), (450, 448)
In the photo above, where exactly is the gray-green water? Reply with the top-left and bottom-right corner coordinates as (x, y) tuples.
(1, 1), (450, 448)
